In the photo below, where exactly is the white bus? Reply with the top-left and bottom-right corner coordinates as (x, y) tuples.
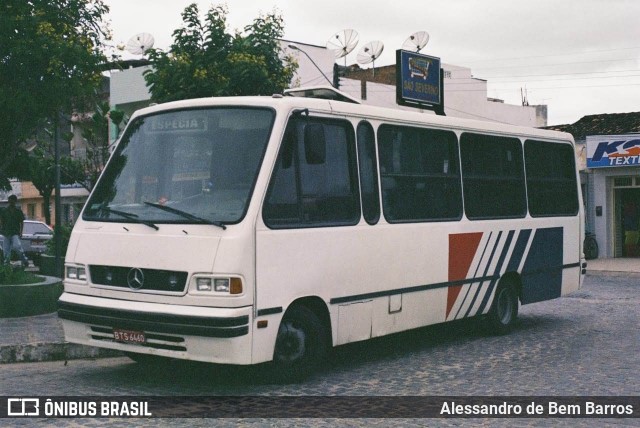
(58, 88), (585, 381)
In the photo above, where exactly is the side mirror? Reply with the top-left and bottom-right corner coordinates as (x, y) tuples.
(304, 124), (326, 164)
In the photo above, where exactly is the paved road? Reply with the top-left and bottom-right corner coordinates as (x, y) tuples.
(1, 272), (638, 427)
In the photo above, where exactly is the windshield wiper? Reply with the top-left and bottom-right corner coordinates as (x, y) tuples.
(144, 202), (227, 230)
(96, 206), (159, 231)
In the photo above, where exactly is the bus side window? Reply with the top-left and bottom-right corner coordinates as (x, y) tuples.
(263, 118), (360, 228)
(525, 140), (579, 217)
(357, 121), (381, 225)
(460, 133), (526, 220)
(378, 124), (462, 223)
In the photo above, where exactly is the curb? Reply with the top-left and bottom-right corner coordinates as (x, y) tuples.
(0, 342), (123, 364)
(0, 275), (63, 318)
(586, 270), (640, 277)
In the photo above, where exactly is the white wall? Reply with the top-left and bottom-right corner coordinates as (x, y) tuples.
(108, 43), (547, 130)
(110, 66), (152, 106)
(284, 41), (336, 88)
(337, 63), (547, 127)
(0, 181), (22, 202)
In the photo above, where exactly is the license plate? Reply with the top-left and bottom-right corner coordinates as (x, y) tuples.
(113, 329), (146, 344)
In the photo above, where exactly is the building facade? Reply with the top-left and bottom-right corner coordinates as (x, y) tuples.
(0, 180), (88, 226)
(547, 112), (640, 258)
(109, 40), (547, 146)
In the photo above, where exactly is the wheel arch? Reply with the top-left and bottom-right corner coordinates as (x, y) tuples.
(284, 296), (333, 348)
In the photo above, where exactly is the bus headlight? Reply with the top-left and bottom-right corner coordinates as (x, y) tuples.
(214, 278), (230, 292)
(196, 278), (212, 291)
(66, 265), (87, 282)
(193, 276), (243, 295)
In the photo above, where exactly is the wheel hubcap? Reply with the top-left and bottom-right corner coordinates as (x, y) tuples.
(497, 289), (513, 325)
(276, 322), (305, 362)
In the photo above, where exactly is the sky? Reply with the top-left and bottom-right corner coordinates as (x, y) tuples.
(106, 0), (640, 126)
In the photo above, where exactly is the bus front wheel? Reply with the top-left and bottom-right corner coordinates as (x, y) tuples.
(486, 280), (519, 335)
(271, 305), (328, 382)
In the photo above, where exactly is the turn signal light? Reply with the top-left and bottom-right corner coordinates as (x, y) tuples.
(230, 278), (243, 295)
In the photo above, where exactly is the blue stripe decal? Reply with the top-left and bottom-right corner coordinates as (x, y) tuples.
(521, 227), (564, 304)
(476, 230), (516, 315)
(506, 229), (532, 273)
(462, 231), (504, 318)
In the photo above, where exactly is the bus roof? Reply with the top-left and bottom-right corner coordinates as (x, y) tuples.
(132, 93), (574, 144)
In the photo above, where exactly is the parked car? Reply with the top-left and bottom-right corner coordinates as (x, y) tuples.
(0, 220), (53, 266)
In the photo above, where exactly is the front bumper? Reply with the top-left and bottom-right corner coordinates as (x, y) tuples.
(57, 293), (254, 364)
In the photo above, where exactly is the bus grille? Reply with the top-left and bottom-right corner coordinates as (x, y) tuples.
(89, 265), (188, 293)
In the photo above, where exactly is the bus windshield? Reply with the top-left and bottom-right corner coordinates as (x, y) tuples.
(83, 107), (275, 226)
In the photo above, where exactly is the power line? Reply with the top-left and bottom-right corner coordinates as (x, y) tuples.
(472, 57), (640, 71)
(462, 45), (640, 65)
(447, 82), (640, 92)
(443, 106), (515, 124)
(445, 73), (640, 85)
(473, 68), (640, 80)
(343, 80), (640, 94)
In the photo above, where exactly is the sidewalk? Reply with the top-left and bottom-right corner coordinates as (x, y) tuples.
(585, 257), (640, 274)
(0, 312), (121, 364)
(1, 258), (638, 364)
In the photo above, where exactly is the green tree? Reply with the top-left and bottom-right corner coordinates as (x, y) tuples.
(144, 3), (297, 103)
(0, 0), (112, 189)
(28, 146), (86, 225)
(77, 102), (125, 189)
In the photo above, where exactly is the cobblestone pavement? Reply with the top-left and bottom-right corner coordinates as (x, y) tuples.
(1, 272), (639, 427)
(0, 313), (63, 347)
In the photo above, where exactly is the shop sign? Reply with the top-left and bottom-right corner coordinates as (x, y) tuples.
(586, 134), (640, 168)
(396, 50), (443, 114)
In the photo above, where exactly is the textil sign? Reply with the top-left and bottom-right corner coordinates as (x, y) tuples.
(586, 134), (640, 168)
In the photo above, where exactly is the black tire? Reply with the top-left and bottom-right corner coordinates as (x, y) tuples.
(486, 280), (519, 335)
(271, 305), (328, 382)
(584, 236), (598, 260)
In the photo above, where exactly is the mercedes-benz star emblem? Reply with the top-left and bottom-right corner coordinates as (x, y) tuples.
(127, 268), (145, 290)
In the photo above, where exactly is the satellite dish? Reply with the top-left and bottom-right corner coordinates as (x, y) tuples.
(326, 29), (359, 61)
(402, 31), (430, 53)
(125, 32), (155, 55)
(357, 41), (384, 65)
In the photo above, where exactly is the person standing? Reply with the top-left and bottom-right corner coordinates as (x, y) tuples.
(1, 195), (29, 268)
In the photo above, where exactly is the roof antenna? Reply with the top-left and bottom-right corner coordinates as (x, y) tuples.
(327, 29), (359, 67)
(402, 31), (430, 53)
(357, 41), (385, 77)
(521, 87), (530, 106)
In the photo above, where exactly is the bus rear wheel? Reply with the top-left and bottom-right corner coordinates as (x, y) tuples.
(271, 305), (328, 382)
(487, 280), (519, 335)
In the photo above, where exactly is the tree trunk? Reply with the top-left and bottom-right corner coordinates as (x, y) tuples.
(42, 192), (52, 226)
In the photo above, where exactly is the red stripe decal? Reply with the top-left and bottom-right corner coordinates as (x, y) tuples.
(447, 233), (483, 317)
